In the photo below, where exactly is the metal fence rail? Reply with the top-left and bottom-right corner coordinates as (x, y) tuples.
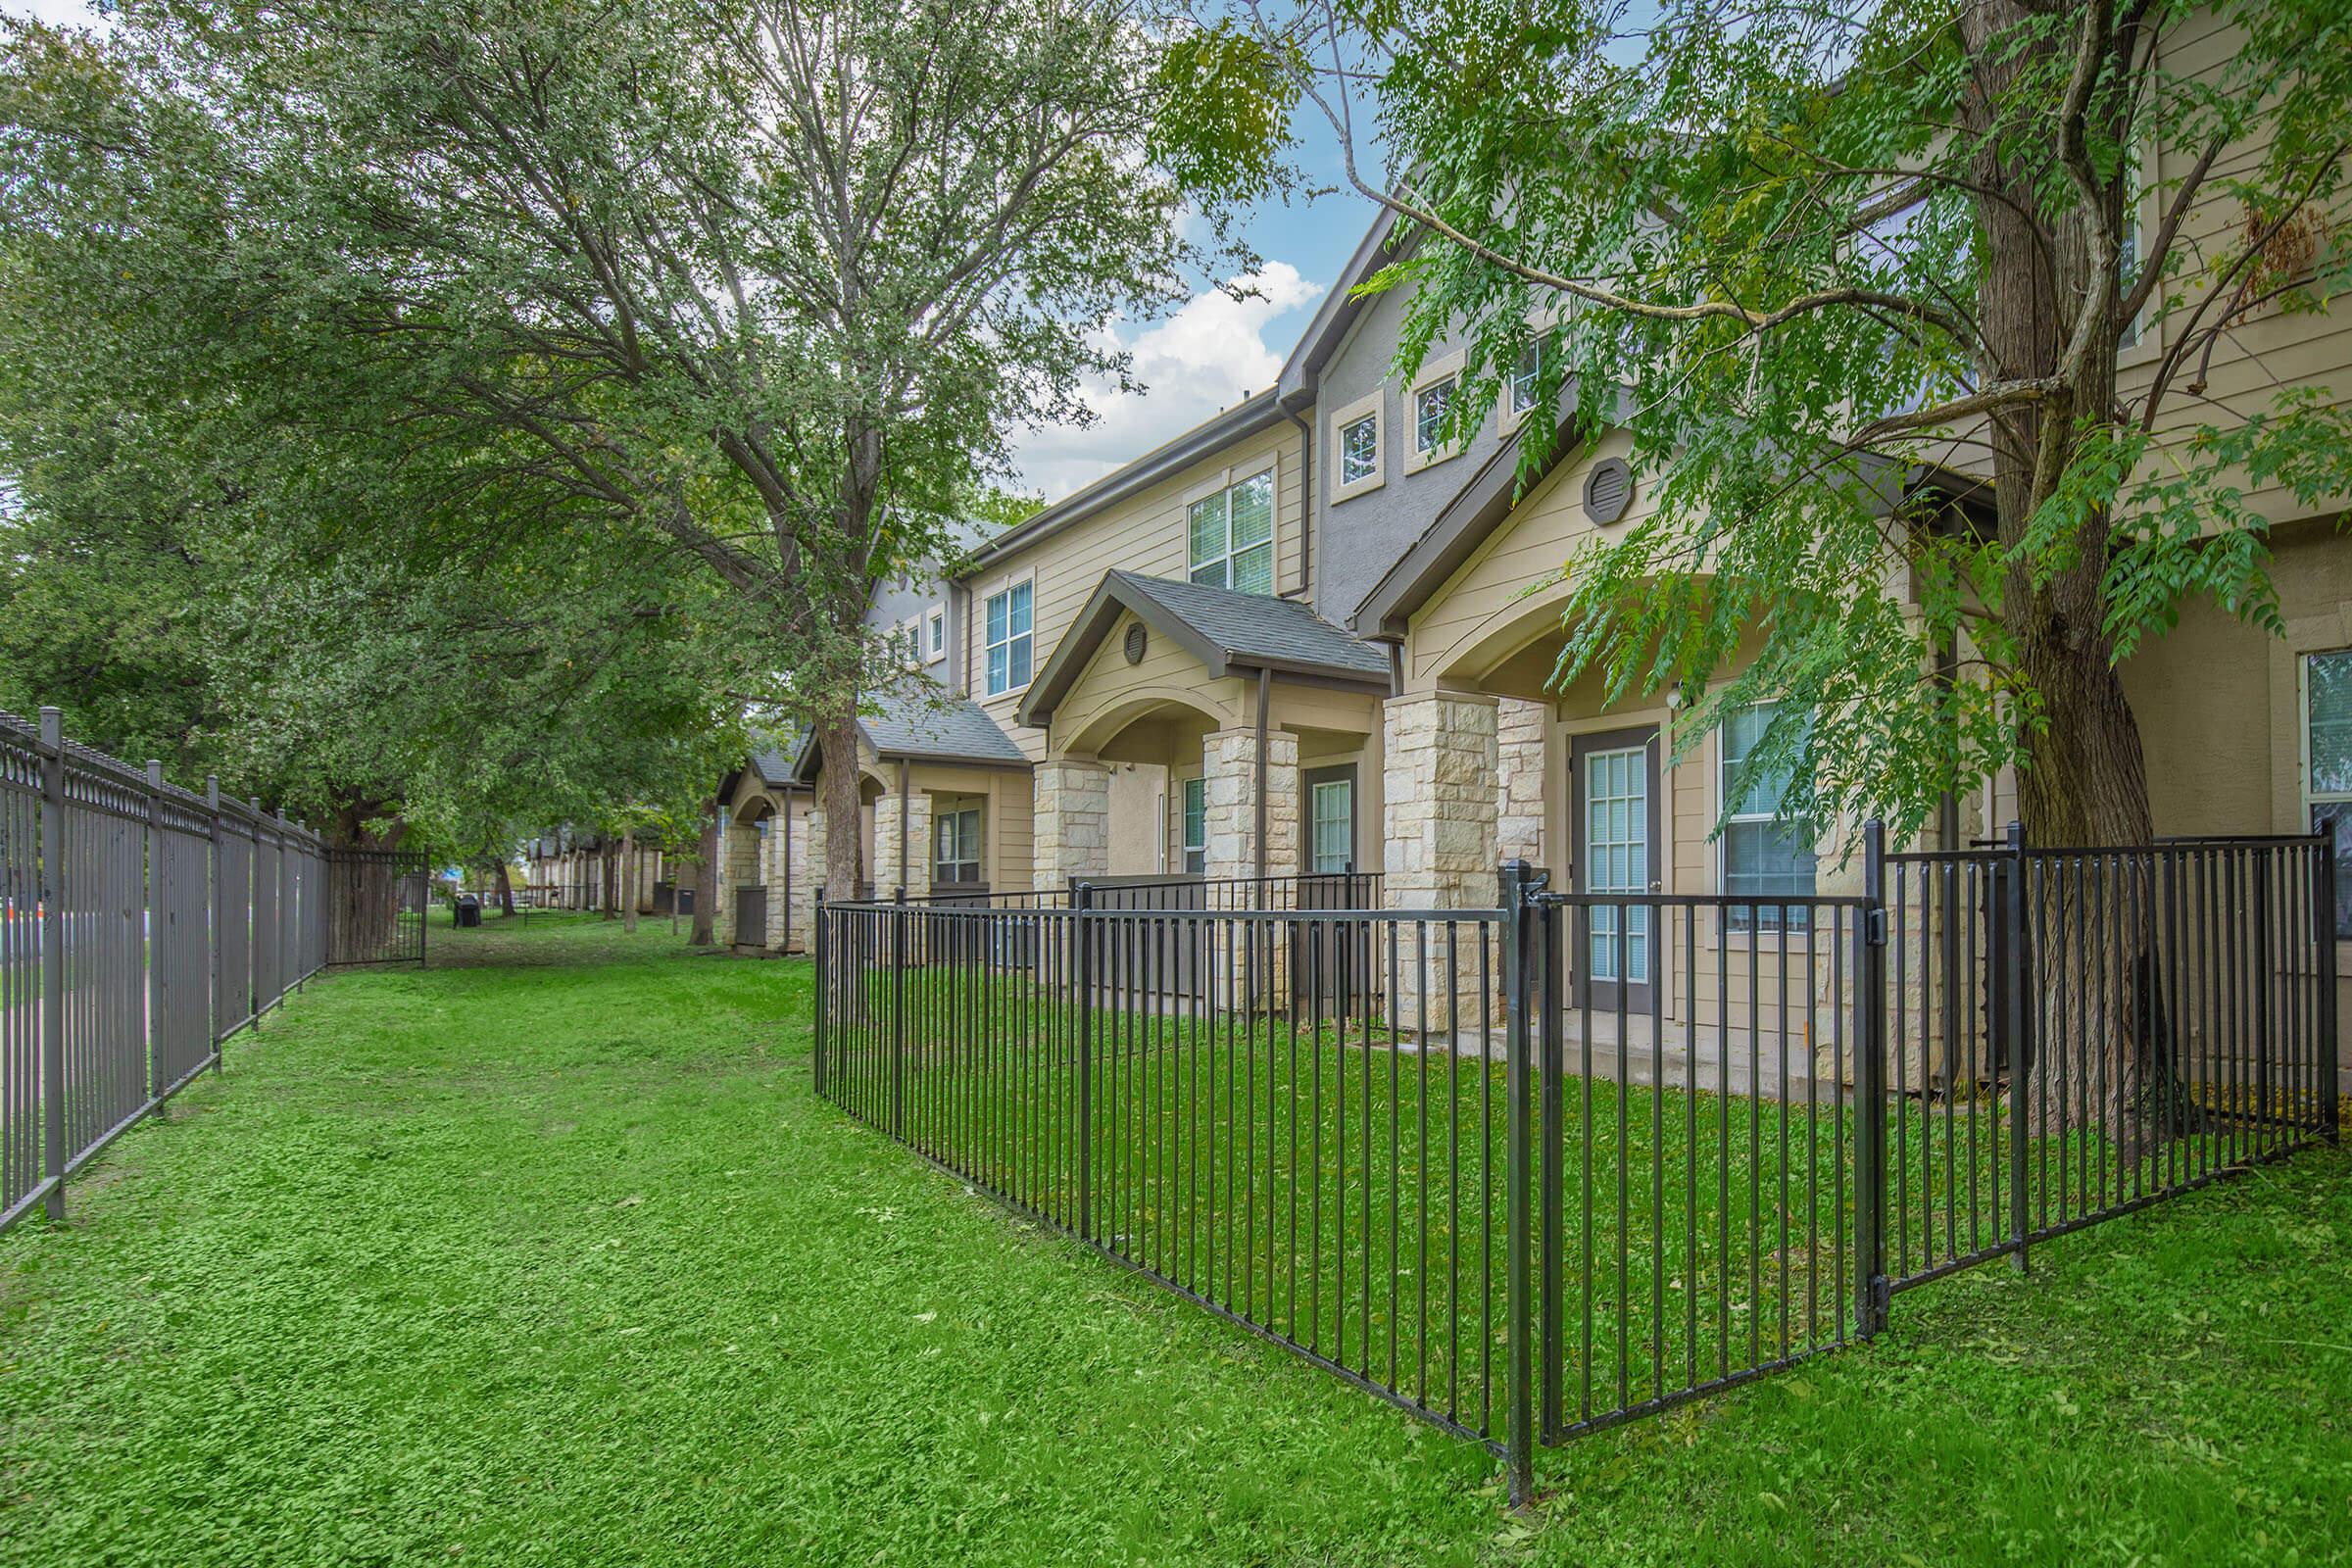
(815, 821), (2341, 1504)
(0, 707), (422, 1236)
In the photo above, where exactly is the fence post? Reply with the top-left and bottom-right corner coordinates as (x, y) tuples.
(2254, 845), (2275, 1142)
(1497, 858), (1537, 1509)
(811, 896), (828, 1097)
(38, 709), (67, 1222)
(1854, 820), (1890, 1339)
(1074, 879), (1095, 1244)
(889, 897), (906, 1139)
(1536, 869), (1563, 1443)
(2318, 844), (2339, 1143)
(206, 777), (224, 1066)
(2004, 820), (2031, 1274)
(146, 760), (167, 1115)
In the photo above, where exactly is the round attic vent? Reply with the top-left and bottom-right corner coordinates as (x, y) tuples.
(1123, 622), (1149, 665)
(1583, 457), (1635, 525)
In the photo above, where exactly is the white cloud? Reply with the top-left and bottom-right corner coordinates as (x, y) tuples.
(1011, 263), (1324, 503)
(4, 0), (110, 27)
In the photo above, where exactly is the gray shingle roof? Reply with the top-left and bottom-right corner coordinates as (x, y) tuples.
(1108, 572), (1390, 678)
(1019, 571), (1390, 727)
(859, 689), (1030, 766)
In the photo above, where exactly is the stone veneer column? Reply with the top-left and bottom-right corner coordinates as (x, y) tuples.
(873, 790), (933, 957)
(720, 817), (760, 946)
(1032, 760), (1111, 889)
(774, 807), (808, 952)
(1202, 727), (1300, 1007)
(796, 807), (829, 949)
(1384, 693), (1500, 1036)
(1495, 697), (1547, 867)
(1200, 728), (1299, 885)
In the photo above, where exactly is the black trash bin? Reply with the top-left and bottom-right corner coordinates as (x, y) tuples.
(455, 892), (482, 929)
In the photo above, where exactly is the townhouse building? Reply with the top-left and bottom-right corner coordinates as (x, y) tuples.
(719, 15), (2349, 1092)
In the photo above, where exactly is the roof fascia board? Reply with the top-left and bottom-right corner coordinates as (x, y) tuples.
(962, 394), (1286, 577)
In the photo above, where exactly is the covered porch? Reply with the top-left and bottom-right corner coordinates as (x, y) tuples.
(1017, 570), (1392, 897)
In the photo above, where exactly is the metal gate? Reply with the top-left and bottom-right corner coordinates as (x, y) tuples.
(326, 848), (429, 966)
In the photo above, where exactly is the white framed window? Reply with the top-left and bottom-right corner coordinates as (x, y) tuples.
(898, 615), (921, 672)
(1187, 468), (1275, 595)
(1720, 704), (1818, 933)
(1180, 775), (1206, 874)
(1406, 350), (1465, 472)
(983, 579), (1033, 697)
(2302, 650), (2352, 936)
(924, 605), (946, 664)
(1328, 390), (1384, 502)
(1506, 342), (1543, 426)
(933, 801), (984, 885)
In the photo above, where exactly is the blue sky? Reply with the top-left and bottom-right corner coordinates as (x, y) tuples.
(6, 0), (1391, 501)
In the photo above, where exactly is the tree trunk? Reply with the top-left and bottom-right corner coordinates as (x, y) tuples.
(1964, 0), (2151, 852)
(622, 831), (639, 932)
(493, 859), (514, 915)
(1963, 0), (2169, 1146)
(691, 806), (718, 946)
(601, 842), (618, 918)
(818, 699), (863, 902)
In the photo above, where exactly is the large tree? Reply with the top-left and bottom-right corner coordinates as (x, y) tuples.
(4, 0), (1231, 897)
(1170, 0), (2351, 848)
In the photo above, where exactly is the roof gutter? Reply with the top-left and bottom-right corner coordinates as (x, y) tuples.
(962, 392), (1287, 577)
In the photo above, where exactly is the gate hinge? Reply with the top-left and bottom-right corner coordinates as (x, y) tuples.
(1865, 907), (1888, 947)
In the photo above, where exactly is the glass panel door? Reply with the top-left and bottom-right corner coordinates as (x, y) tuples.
(1572, 727), (1660, 1012)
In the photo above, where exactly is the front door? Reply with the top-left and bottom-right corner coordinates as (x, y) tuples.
(1571, 726), (1661, 1013)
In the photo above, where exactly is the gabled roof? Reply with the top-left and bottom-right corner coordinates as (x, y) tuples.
(1352, 398), (1593, 640)
(1019, 571), (1391, 727)
(1349, 391), (1991, 640)
(962, 390), (1290, 577)
(790, 683), (1031, 782)
(715, 736), (804, 803)
(1276, 209), (1410, 412)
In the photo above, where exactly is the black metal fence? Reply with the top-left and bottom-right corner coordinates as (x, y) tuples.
(813, 825), (2339, 1502)
(0, 707), (426, 1236)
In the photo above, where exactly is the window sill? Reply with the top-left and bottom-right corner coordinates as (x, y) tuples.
(1404, 444), (1462, 476)
(1331, 473), (1385, 503)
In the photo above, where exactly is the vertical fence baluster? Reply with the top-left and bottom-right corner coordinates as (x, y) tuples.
(1497, 860), (1535, 1510)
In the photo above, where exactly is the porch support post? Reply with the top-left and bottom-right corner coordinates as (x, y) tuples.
(798, 807), (830, 936)
(1032, 758), (1111, 889)
(876, 763), (932, 905)
(1384, 691), (1498, 1029)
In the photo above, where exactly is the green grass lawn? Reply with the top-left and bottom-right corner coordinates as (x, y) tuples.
(2, 913), (2347, 1566)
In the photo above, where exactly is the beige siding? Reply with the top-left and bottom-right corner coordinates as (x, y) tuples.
(1933, 10), (2352, 531)
(964, 423), (1308, 760)
(1404, 429), (1661, 692)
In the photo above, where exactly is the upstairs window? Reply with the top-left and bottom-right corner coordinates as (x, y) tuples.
(1407, 351), (1467, 472)
(1720, 704), (1818, 933)
(1340, 414), (1378, 486)
(1509, 342), (1542, 419)
(984, 580), (1032, 696)
(924, 605), (946, 663)
(1414, 374), (1456, 456)
(1188, 469), (1274, 596)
